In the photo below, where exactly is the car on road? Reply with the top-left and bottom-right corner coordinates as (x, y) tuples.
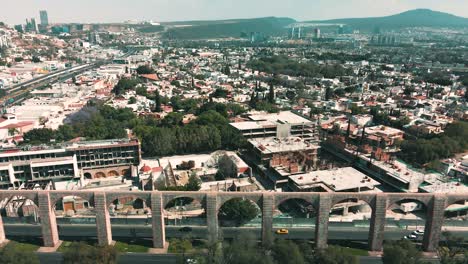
(412, 230), (424, 236)
(404, 234), (418, 240)
(276, 229), (289, 235)
(179, 227), (193, 232)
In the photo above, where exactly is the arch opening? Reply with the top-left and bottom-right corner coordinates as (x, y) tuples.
(328, 198), (373, 250)
(0, 196), (39, 225)
(441, 199), (468, 246)
(274, 198), (316, 229)
(384, 199), (428, 246)
(53, 195), (96, 242)
(164, 197), (206, 228)
(218, 198), (262, 228)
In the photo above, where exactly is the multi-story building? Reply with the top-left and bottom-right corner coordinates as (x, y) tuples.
(0, 139), (141, 189)
(40, 10), (49, 27)
(230, 111), (318, 141)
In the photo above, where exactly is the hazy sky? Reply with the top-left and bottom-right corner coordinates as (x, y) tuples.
(2, 0), (468, 24)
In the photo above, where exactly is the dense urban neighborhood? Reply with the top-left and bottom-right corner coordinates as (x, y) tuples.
(0, 6), (468, 264)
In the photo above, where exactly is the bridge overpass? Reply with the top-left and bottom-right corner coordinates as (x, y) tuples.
(0, 190), (463, 253)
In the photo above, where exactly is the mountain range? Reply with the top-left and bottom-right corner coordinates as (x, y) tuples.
(307, 9), (468, 30)
(158, 9), (468, 39)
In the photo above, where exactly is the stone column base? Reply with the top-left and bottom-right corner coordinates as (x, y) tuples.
(148, 242), (169, 254)
(368, 251), (383, 257)
(421, 251), (439, 258)
(37, 240), (63, 253)
(0, 239), (10, 248)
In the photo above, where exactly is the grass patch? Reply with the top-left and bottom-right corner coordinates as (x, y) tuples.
(7, 237), (42, 252)
(57, 238), (98, 253)
(114, 239), (151, 253)
(8, 241), (40, 252)
(340, 247), (369, 256)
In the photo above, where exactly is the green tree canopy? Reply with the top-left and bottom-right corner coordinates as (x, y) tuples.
(383, 240), (423, 264)
(219, 198), (259, 226)
(63, 242), (118, 264)
(0, 242), (40, 264)
(136, 65), (155, 75)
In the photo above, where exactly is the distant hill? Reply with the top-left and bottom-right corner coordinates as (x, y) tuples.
(307, 9), (468, 30)
(161, 17), (296, 39)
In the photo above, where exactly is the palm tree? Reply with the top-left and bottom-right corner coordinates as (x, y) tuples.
(8, 128), (19, 137)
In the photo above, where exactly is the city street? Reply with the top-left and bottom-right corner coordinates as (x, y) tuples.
(3, 223), (441, 241)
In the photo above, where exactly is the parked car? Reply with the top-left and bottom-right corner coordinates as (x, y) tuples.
(404, 234), (418, 240)
(276, 229), (289, 235)
(412, 230), (424, 236)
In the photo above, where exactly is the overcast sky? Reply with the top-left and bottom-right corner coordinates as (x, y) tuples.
(2, 0), (468, 24)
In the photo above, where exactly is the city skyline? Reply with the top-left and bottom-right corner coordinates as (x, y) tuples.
(1, 0), (468, 24)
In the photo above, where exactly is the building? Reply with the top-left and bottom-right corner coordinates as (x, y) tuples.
(0, 114), (35, 145)
(287, 167), (380, 216)
(200, 178), (258, 192)
(287, 167), (380, 193)
(230, 111), (318, 141)
(40, 10), (49, 26)
(0, 139), (141, 189)
(248, 137), (319, 171)
(25, 18), (37, 33)
(314, 28), (321, 39)
(39, 11), (49, 33)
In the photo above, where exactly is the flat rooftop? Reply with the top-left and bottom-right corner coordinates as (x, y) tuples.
(289, 167), (381, 192)
(0, 139), (139, 158)
(200, 178), (254, 191)
(230, 120), (277, 131)
(249, 137), (319, 155)
(366, 125), (404, 137)
(230, 111), (313, 131)
(248, 111), (312, 125)
(420, 182), (468, 194)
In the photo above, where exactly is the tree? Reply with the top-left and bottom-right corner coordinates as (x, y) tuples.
(186, 173), (201, 191)
(136, 65), (155, 75)
(63, 242), (118, 264)
(23, 128), (56, 144)
(168, 238), (193, 254)
(272, 240), (305, 264)
(211, 88), (229, 98)
(325, 87), (333, 100)
(219, 198), (259, 226)
(7, 128), (19, 137)
(334, 88), (345, 97)
(383, 240), (423, 264)
(136, 86), (148, 97)
(223, 64), (231, 75)
(216, 154), (237, 180)
(154, 90), (162, 112)
(32, 56), (41, 63)
(112, 78), (140, 95)
(222, 233), (274, 264)
(0, 242), (40, 264)
(268, 81), (275, 104)
(315, 246), (359, 264)
(438, 231), (468, 264)
(128, 97), (137, 104)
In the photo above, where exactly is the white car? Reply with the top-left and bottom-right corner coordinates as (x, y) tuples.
(404, 234), (418, 240)
(412, 230), (424, 236)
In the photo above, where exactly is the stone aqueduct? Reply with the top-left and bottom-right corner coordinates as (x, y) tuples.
(0, 190), (464, 252)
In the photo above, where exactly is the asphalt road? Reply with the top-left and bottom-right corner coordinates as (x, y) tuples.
(4, 223), (431, 241)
